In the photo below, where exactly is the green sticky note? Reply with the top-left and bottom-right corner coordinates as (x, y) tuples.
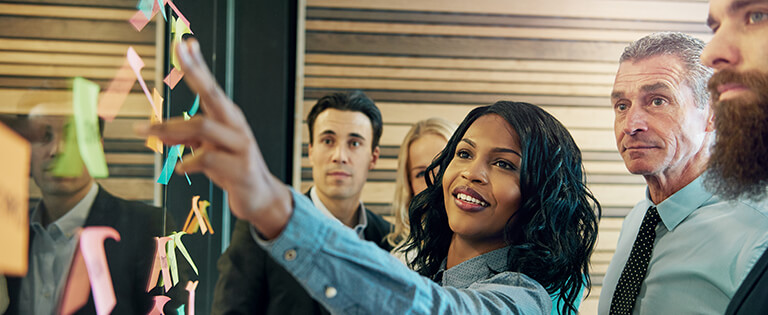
(51, 117), (84, 177)
(73, 77), (109, 178)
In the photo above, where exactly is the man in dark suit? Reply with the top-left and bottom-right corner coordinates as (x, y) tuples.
(700, 0), (768, 313)
(211, 91), (393, 314)
(4, 111), (183, 314)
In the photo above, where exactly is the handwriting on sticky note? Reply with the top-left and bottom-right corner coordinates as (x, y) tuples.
(0, 122), (30, 276)
(79, 226), (121, 315)
(73, 77), (109, 178)
(185, 281), (198, 315)
(146, 236), (173, 293)
(98, 59), (135, 122)
(148, 295), (171, 315)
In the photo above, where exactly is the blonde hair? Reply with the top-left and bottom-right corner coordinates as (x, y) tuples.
(386, 117), (457, 248)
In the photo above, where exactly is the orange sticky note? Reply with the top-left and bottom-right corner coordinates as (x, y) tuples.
(145, 113), (163, 153)
(163, 68), (184, 89)
(79, 227), (121, 315)
(148, 296), (171, 315)
(185, 281), (198, 315)
(98, 59), (136, 122)
(0, 122), (30, 276)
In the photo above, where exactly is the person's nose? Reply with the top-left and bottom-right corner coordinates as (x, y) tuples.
(331, 143), (349, 164)
(621, 104), (648, 136)
(48, 132), (66, 157)
(460, 158), (489, 185)
(701, 27), (741, 71)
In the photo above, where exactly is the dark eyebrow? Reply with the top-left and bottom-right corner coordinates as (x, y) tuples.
(611, 91), (624, 100)
(640, 82), (671, 94)
(461, 138), (521, 157)
(709, 0), (763, 28)
(319, 130), (336, 137)
(348, 132), (366, 141)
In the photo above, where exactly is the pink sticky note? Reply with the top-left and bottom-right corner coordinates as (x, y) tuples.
(98, 59), (136, 121)
(163, 68), (184, 89)
(129, 10), (151, 32)
(146, 236), (173, 293)
(166, 0), (191, 31)
(59, 241), (90, 315)
(185, 281), (198, 315)
(126, 47), (160, 118)
(79, 227), (121, 315)
(148, 296), (171, 315)
(191, 196), (208, 235)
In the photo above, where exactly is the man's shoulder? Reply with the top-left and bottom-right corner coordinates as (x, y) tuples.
(363, 207), (392, 231)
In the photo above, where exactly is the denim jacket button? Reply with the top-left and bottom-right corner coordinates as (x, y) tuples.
(324, 286), (337, 299)
(284, 249), (297, 261)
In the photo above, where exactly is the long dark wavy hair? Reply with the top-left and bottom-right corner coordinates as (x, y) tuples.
(403, 101), (601, 314)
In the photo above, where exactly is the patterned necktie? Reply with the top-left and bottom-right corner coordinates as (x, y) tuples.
(610, 206), (661, 315)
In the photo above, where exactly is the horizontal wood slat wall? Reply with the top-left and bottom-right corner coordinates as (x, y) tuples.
(0, 1), (159, 204)
(298, 1), (709, 313)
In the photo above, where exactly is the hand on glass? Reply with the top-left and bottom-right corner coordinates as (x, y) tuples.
(138, 38), (292, 239)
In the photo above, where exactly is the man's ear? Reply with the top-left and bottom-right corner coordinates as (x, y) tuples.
(369, 146), (380, 170)
(705, 105), (715, 132)
(307, 142), (314, 167)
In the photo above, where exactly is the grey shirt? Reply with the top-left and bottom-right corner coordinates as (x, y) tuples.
(19, 183), (98, 315)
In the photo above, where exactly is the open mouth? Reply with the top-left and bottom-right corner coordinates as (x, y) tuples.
(455, 192), (489, 207)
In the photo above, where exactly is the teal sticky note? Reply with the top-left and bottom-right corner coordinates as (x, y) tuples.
(156, 0), (167, 22)
(157, 145), (180, 184)
(73, 77), (109, 178)
(176, 304), (185, 315)
(137, 0), (153, 19)
(189, 95), (200, 116)
(51, 118), (84, 177)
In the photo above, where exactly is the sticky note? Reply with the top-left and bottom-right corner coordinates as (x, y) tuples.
(98, 59), (136, 122)
(156, 0), (167, 22)
(177, 305), (185, 315)
(146, 113), (163, 154)
(146, 236), (173, 293)
(157, 145), (180, 185)
(148, 296), (171, 315)
(185, 281), (198, 315)
(171, 16), (192, 69)
(182, 196), (213, 235)
(126, 47), (160, 119)
(0, 122), (30, 276)
(51, 117), (84, 177)
(59, 245), (89, 315)
(137, 0), (154, 19)
(73, 77), (108, 178)
(80, 227), (121, 315)
(189, 95), (200, 116)
(167, 0), (191, 32)
(164, 68), (184, 89)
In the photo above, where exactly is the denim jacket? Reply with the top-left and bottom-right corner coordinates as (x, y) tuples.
(252, 187), (550, 314)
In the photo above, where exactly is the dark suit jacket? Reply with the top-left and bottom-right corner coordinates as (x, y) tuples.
(726, 248), (768, 314)
(5, 186), (180, 315)
(211, 191), (393, 315)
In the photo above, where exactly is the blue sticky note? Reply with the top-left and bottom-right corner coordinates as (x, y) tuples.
(189, 95), (200, 116)
(156, 0), (167, 22)
(137, 0), (153, 19)
(157, 145), (180, 185)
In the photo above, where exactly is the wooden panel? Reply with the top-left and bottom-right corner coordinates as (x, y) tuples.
(0, 38), (154, 56)
(29, 177), (155, 200)
(0, 89), (153, 117)
(0, 3), (135, 20)
(307, 0), (708, 23)
(0, 51), (155, 68)
(0, 63), (154, 80)
(0, 16), (155, 43)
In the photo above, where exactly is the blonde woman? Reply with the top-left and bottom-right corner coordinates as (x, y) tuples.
(387, 117), (457, 263)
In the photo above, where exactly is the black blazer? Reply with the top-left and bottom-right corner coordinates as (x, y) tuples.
(726, 248), (768, 314)
(5, 186), (178, 315)
(210, 191), (393, 315)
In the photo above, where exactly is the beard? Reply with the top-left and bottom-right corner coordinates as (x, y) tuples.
(705, 69), (768, 201)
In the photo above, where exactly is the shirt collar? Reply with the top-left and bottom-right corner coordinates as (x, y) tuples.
(643, 174), (717, 231)
(31, 183), (98, 238)
(309, 187), (368, 238)
(439, 246), (510, 289)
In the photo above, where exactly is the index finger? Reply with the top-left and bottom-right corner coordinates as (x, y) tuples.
(176, 38), (244, 127)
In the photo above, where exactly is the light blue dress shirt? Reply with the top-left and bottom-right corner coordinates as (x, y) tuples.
(252, 187), (551, 314)
(598, 175), (768, 314)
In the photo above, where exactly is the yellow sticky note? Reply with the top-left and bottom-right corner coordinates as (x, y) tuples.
(73, 77), (108, 178)
(51, 117), (84, 177)
(0, 122), (30, 276)
(145, 113), (163, 154)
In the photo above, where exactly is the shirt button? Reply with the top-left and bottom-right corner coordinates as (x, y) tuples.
(284, 249), (297, 261)
(325, 286), (337, 299)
